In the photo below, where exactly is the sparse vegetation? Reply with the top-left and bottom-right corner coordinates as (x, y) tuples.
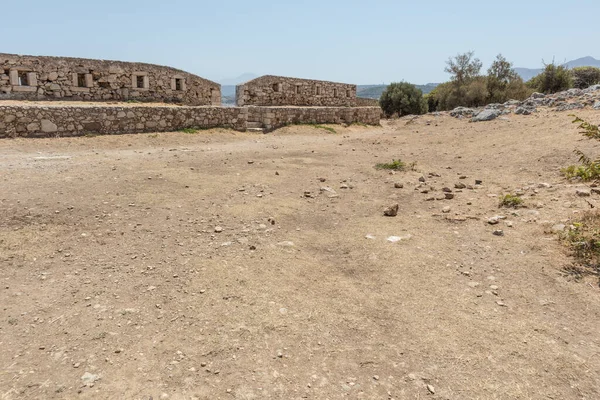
(562, 150), (600, 181)
(180, 127), (200, 134)
(561, 211), (600, 280)
(375, 159), (406, 171)
(379, 82), (428, 117)
(499, 194), (524, 208)
(526, 61), (572, 94)
(310, 124), (337, 134)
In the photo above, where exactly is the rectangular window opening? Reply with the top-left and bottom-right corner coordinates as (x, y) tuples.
(272, 83), (280, 92)
(175, 78), (183, 91)
(18, 71), (28, 86)
(346, 89), (351, 97)
(316, 86), (321, 96)
(136, 75), (145, 89)
(77, 73), (86, 87)
(295, 85), (300, 94)
(333, 88), (338, 97)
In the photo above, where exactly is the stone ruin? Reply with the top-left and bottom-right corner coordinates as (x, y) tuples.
(0, 53), (221, 106)
(0, 53), (382, 138)
(236, 75), (356, 107)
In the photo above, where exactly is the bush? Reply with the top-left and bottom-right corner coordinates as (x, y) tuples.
(526, 62), (572, 94)
(379, 82), (428, 117)
(499, 194), (524, 208)
(375, 159), (406, 170)
(572, 66), (600, 89)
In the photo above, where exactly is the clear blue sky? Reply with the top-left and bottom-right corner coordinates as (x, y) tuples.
(1, 0), (597, 84)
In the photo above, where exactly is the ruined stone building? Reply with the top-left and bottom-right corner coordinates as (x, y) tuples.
(236, 75), (356, 107)
(0, 53), (221, 106)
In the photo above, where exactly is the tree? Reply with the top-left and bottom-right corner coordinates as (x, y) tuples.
(487, 54), (530, 103)
(379, 82), (428, 117)
(445, 51), (482, 86)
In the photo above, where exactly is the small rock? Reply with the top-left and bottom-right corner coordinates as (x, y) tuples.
(493, 230), (504, 236)
(471, 109), (500, 122)
(442, 206), (451, 213)
(81, 372), (100, 386)
(455, 182), (466, 189)
(419, 176), (426, 182)
(576, 189), (591, 197)
(214, 226), (223, 233)
(394, 182), (404, 189)
(427, 384), (436, 394)
(277, 241), (295, 247)
(384, 204), (399, 217)
(551, 224), (566, 233)
(444, 193), (455, 200)
(387, 235), (412, 243)
(488, 217), (500, 225)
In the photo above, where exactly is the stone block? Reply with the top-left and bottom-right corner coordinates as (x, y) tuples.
(41, 119), (58, 133)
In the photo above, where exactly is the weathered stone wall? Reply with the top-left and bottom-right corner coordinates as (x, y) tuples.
(236, 75), (356, 107)
(356, 97), (380, 107)
(0, 53), (221, 106)
(0, 104), (380, 138)
(245, 106), (380, 131)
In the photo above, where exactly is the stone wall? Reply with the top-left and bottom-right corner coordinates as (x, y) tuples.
(356, 97), (380, 107)
(236, 75), (356, 107)
(0, 104), (380, 138)
(0, 53), (221, 106)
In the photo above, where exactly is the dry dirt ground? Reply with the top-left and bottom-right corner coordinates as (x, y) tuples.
(1, 109), (600, 400)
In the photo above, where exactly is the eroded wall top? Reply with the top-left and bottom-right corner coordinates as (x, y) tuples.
(0, 53), (221, 106)
(236, 75), (356, 107)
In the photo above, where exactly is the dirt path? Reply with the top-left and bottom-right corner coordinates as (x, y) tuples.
(1, 110), (599, 399)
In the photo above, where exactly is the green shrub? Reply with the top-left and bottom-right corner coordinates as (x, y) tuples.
(180, 128), (199, 134)
(499, 194), (524, 208)
(572, 66), (600, 89)
(526, 62), (572, 94)
(563, 117), (600, 180)
(379, 82), (428, 117)
(375, 159), (406, 171)
(562, 150), (600, 180)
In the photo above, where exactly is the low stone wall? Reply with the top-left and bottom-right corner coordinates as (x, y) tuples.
(245, 106), (380, 131)
(0, 104), (380, 138)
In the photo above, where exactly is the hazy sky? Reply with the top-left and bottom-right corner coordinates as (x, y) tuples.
(2, 0), (597, 84)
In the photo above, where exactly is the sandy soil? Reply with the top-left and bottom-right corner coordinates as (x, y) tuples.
(1, 109), (600, 399)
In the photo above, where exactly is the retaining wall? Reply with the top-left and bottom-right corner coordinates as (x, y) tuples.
(0, 105), (380, 138)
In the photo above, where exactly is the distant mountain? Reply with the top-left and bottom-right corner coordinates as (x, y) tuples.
(356, 83), (439, 99)
(219, 73), (258, 86)
(514, 56), (600, 81)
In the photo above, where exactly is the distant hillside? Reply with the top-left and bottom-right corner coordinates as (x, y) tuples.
(357, 83), (439, 99)
(515, 56), (600, 81)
